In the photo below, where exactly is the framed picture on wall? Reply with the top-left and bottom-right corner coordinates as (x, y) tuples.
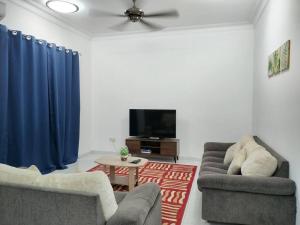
(268, 49), (280, 77)
(268, 40), (291, 77)
(279, 40), (291, 72)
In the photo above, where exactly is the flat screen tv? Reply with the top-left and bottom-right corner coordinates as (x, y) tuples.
(129, 109), (176, 138)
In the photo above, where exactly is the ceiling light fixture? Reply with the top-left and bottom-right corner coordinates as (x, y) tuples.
(46, 0), (79, 14)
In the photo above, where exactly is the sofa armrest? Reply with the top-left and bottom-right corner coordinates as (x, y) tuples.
(114, 191), (127, 204)
(204, 142), (235, 152)
(107, 183), (161, 225)
(198, 174), (296, 196)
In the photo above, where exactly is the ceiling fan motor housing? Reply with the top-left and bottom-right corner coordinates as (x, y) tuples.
(125, 7), (144, 22)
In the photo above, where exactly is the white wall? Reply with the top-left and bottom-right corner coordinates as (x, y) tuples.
(91, 26), (254, 158)
(1, 0), (92, 155)
(253, 0), (300, 222)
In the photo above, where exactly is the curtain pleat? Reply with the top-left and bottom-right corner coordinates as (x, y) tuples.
(0, 24), (80, 173)
(69, 52), (80, 163)
(0, 25), (8, 163)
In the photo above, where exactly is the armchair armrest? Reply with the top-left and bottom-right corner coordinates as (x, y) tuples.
(107, 183), (161, 225)
(198, 174), (296, 196)
(204, 142), (235, 152)
(114, 191), (127, 204)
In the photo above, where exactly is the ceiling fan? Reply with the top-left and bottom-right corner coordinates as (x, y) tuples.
(89, 0), (179, 31)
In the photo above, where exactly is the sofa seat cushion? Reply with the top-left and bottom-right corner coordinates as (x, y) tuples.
(201, 162), (228, 171)
(201, 171), (220, 176)
(198, 174), (296, 195)
(203, 151), (226, 159)
(107, 183), (160, 225)
(202, 156), (224, 164)
(201, 166), (227, 175)
(34, 171), (118, 221)
(0, 164), (41, 186)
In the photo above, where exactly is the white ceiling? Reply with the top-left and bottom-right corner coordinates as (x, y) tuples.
(25, 0), (263, 37)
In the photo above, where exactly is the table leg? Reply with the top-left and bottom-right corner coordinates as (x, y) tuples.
(136, 167), (139, 186)
(128, 167), (135, 191)
(110, 166), (115, 182)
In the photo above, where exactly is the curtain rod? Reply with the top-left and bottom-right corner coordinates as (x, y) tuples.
(8, 29), (82, 56)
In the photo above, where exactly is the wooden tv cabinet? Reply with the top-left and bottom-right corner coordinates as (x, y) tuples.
(125, 137), (180, 163)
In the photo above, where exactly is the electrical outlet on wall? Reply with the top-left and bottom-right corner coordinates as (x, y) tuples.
(109, 137), (116, 143)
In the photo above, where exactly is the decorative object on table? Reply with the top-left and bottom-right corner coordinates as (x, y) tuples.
(268, 40), (291, 77)
(120, 146), (129, 161)
(88, 161), (197, 225)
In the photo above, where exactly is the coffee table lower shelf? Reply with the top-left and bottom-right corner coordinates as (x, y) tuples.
(108, 166), (139, 191)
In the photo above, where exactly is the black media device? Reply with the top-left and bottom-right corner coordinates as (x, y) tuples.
(129, 109), (176, 139)
(130, 159), (141, 164)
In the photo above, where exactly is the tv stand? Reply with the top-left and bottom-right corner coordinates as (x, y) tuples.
(149, 137), (160, 140)
(126, 137), (180, 163)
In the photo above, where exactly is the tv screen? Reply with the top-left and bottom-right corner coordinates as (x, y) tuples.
(129, 109), (176, 138)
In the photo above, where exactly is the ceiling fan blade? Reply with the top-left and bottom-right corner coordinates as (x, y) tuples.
(109, 20), (131, 31)
(143, 9), (179, 18)
(89, 9), (125, 18)
(140, 19), (164, 31)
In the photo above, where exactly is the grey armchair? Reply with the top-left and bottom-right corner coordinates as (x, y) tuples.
(0, 182), (161, 225)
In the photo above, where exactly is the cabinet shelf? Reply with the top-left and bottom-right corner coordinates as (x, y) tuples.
(126, 137), (180, 163)
(140, 146), (160, 149)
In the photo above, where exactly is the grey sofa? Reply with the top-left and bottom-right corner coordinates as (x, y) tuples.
(197, 136), (296, 225)
(0, 181), (161, 225)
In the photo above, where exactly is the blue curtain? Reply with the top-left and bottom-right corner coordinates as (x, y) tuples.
(0, 24), (80, 173)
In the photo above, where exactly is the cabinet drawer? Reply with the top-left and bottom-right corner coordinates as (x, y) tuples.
(161, 142), (177, 156)
(126, 140), (140, 154)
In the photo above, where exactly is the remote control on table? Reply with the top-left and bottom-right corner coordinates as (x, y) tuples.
(130, 159), (141, 164)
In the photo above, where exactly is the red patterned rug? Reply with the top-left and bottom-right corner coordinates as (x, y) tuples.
(88, 161), (197, 225)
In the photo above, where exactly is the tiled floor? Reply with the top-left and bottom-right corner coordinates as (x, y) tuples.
(53, 151), (230, 225)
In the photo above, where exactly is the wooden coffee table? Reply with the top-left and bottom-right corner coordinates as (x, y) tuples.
(95, 155), (148, 191)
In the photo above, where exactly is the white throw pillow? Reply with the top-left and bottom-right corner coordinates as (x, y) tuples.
(239, 135), (255, 148)
(227, 148), (246, 175)
(242, 139), (262, 156)
(224, 135), (254, 166)
(0, 164), (40, 185)
(34, 171), (118, 221)
(224, 143), (240, 166)
(27, 165), (42, 174)
(241, 148), (277, 177)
